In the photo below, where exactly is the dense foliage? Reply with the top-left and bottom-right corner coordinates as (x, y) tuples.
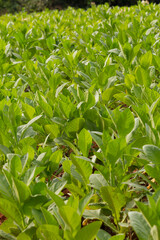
(0, 0), (157, 14)
(0, 2), (160, 239)
(1, 0), (160, 14)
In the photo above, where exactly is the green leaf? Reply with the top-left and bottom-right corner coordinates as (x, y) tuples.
(0, 145), (11, 155)
(22, 102), (35, 120)
(153, 55), (160, 70)
(128, 211), (153, 240)
(90, 132), (103, 150)
(63, 139), (80, 155)
(65, 118), (85, 138)
(143, 145), (160, 164)
(135, 66), (151, 87)
(17, 232), (32, 240)
(140, 51), (152, 69)
(48, 190), (65, 208)
(36, 225), (62, 240)
(0, 230), (17, 240)
(97, 229), (111, 240)
(83, 209), (118, 233)
(19, 115), (42, 139)
(38, 92), (53, 118)
(23, 166), (45, 186)
(77, 71), (92, 83)
(0, 198), (24, 228)
(71, 155), (92, 184)
(49, 180), (67, 195)
(101, 186), (126, 223)
(124, 74), (136, 88)
(32, 209), (46, 225)
(41, 207), (58, 226)
(89, 174), (108, 190)
(136, 199), (157, 227)
(12, 177), (31, 203)
(23, 195), (48, 217)
(59, 206), (81, 233)
(44, 124), (60, 139)
(0, 173), (14, 201)
(105, 137), (126, 167)
(49, 150), (62, 172)
(75, 221), (101, 240)
(150, 225), (159, 240)
(102, 87), (119, 103)
(78, 128), (92, 157)
(110, 234), (125, 240)
(9, 155), (22, 178)
(78, 191), (93, 215)
(113, 108), (134, 137)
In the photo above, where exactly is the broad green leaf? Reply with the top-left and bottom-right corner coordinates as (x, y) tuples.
(12, 177), (31, 203)
(128, 212), (152, 240)
(110, 234), (125, 240)
(63, 139), (80, 155)
(49, 150), (62, 172)
(0, 145), (11, 155)
(0, 198), (24, 228)
(38, 92), (53, 118)
(23, 195), (48, 217)
(44, 124), (60, 139)
(89, 174), (108, 190)
(19, 115), (42, 139)
(77, 71), (92, 83)
(55, 82), (68, 98)
(97, 229), (111, 240)
(101, 186), (126, 223)
(136, 200), (157, 227)
(59, 206), (81, 233)
(0, 173), (14, 201)
(78, 128), (92, 157)
(9, 155), (22, 178)
(78, 191), (93, 215)
(71, 155), (92, 184)
(48, 190), (65, 208)
(125, 74), (136, 88)
(23, 166), (45, 186)
(32, 209), (46, 225)
(41, 207), (58, 226)
(65, 118), (85, 138)
(75, 221), (101, 240)
(36, 225), (62, 240)
(83, 209), (118, 233)
(64, 183), (85, 197)
(135, 66), (151, 87)
(0, 230), (17, 240)
(150, 225), (159, 240)
(22, 102), (35, 120)
(17, 232), (32, 240)
(113, 108), (134, 137)
(143, 145), (160, 164)
(90, 132), (103, 150)
(140, 51), (152, 69)
(49, 180), (67, 195)
(102, 87), (119, 103)
(105, 137), (126, 167)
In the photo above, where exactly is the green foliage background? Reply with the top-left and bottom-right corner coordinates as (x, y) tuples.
(0, 0), (159, 14)
(1, 2), (160, 238)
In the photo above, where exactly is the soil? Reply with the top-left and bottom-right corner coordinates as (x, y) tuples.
(0, 213), (6, 225)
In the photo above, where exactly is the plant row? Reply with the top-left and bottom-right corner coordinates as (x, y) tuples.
(0, 2), (160, 239)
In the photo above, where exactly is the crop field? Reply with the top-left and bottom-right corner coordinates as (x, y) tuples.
(0, 2), (160, 239)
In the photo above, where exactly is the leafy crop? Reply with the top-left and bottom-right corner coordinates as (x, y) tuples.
(0, 2), (160, 239)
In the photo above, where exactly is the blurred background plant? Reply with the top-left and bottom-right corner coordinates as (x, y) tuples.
(0, 0), (159, 15)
